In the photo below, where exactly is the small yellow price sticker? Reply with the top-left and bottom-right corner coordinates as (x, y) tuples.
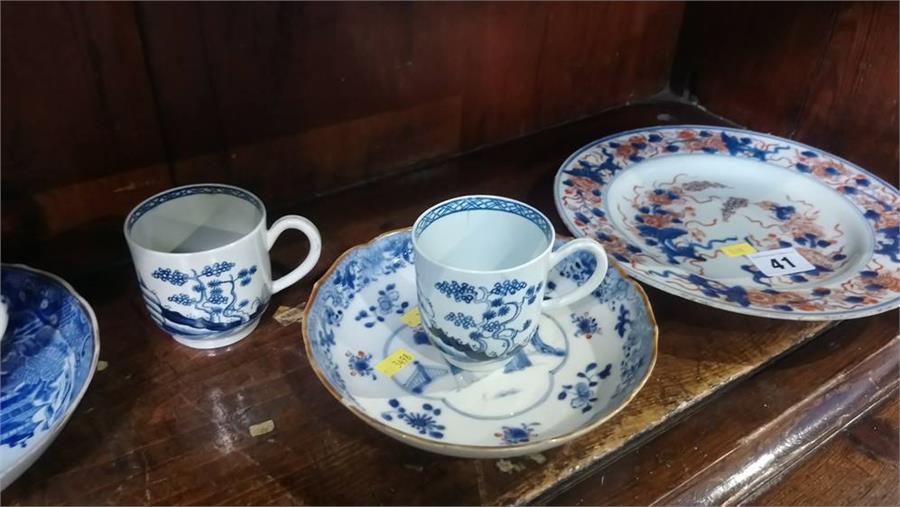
(720, 242), (758, 257)
(248, 419), (275, 437)
(399, 307), (421, 328)
(375, 349), (415, 377)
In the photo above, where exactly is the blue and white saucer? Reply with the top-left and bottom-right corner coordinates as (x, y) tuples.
(302, 229), (657, 458)
(0, 265), (99, 489)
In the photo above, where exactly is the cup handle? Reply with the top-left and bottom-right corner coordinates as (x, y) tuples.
(542, 238), (608, 311)
(266, 215), (322, 294)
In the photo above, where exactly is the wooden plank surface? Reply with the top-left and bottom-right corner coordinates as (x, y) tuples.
(672, 1), (899, 185)
(755, 393), (899, 506)
(0, 2), (166, 190)
(139, 1), (684, 204)
(1, 100), (869, 506)
(656, 336), (898, 505)
(1, 1), (685, 250)
(0, 1), (172, 254)
(546, 310), (899, 506)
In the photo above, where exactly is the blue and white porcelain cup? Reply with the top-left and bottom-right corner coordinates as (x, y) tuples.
(124, 183), (322, 349)
(412, 195), (608, 371)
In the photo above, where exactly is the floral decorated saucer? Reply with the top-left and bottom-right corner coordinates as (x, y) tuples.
(302, 229), (657, 458)
(555, 125), (900, 320)
(0, 265), (99, 489)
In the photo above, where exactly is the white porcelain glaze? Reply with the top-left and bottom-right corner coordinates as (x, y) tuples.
(412, 195), (608, 371)
(124, 184), (322, 348)
(302, 229), (657, 458)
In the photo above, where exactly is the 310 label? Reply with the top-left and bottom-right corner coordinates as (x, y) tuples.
(375, 349), (415, 377)
(745, 247), (815, 277)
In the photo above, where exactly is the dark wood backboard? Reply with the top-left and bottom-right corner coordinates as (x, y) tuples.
(1, 1), (897, 270)
(2, 1), (684, 249)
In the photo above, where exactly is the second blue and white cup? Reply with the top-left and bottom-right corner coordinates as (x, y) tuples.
(124, 183), (322, 349)
(412, 195), (608, 371)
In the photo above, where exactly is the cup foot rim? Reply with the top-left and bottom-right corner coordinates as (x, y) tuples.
(443, 353), (515, 372)
(171, 319), (260, 349)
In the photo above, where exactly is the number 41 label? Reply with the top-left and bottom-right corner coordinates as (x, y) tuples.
(746, 247), (815, 277)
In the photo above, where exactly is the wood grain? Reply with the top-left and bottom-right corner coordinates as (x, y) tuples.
(656, 337), (899, 505)
(792, 2), (900, 187)
(755, 393), (899, 506)
(672, 1), (899, 185)
(139, 1), (684, 201)
(0, 1), (169, 249)
(1, 100), (856, 506)
(1, 1), (683, 248)
(546, 309), (899, 506)
(0, 2), (165, 190)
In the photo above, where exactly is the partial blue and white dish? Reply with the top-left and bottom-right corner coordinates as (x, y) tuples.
(302, 229), (657, 458)
(555, 125), (900, 320)
(0, 265), (99, 489)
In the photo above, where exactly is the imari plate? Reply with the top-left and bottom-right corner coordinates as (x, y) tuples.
(0, 265), (100, 489)
(554, 125), (900, 320)
(302, 229), (657, 458)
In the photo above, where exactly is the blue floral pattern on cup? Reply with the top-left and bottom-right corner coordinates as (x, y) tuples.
(140, 261), (267, 338)
(126, 183), (322, 349)
(422, 278), (544, 363)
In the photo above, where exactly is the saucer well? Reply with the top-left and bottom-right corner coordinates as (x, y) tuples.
(555, 125), (900, 320)
(0, 265), (100, 489)
(302, 229), (657, 458)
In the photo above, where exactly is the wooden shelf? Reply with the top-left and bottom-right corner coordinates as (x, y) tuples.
(4, 99), (897, 505)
